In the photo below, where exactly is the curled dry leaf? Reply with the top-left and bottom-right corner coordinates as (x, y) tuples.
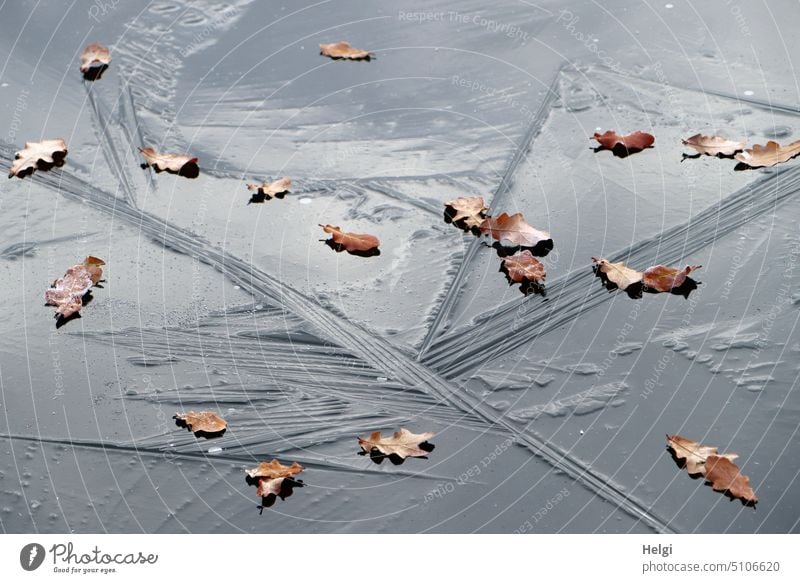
(45, 256), (105, 319)
(319, 41), (372, 60)
(592, 130), (655, 152)
(734, 140), (800, 168)
(705, 455), (758, 504)
(444, 196), (489, 229)
(246, 460), (304, 497)
(174, 411), (227, 434)
(502, 250), (546, 284)
(358, 427), (434, 459)
(479, 213), (551, 248)
(79, 43), (111, 73)
(642, 265), (701, 292)
(9, 139), (68, 178)
(666, 435), (757, 504)
(246, 177), (291, 198)
(139, 147), (199, 175)
(682, 134), (745, 157)
(592, 257), (642, 291)
(320, 224), (380, 253)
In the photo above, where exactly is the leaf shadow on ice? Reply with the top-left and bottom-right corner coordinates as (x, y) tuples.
(173, 417), (227, 440)
(665, 447), (757, 508)
(244, 475), (305, 513)
(359, 442), (435, 466)
(592, 266), (700, 300)
(9, 152), (67, 180)
(82, 64), (109, 81)
(139, 161), (200, 179)
(322, 238), (381, 258)
(52, 291), (94, 329)
(591, 143), (653, 159)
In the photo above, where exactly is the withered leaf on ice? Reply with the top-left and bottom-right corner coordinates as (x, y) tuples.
(320, 224), (380, 254)
(666, 434), (757, 504)
(642, 265), (701, 292)
(479, 213), (551, 248)
(139, 147), (199, 176)
(9, 139), (68, 178)
(444, 196), (489, 229)
(319, 41), (373, 60)
(45, 256), (105, 319)
(501, 250), (546, 284)
(174, 411), (227, 435)
(592, 130), (655, 153)
(246, 177), (291, 199)
(682, 134), (745, 157)
(734, 140), (800, 168)
(246, 460), (303, 497)
(592, 257), (642, 291)
(79, 43), (111, 79)
(358, 428), (434, 459)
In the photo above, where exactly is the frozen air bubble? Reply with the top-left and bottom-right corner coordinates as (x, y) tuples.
(743, 90), (754, 96)
(299, 198), (312, 204)
(208, 447), (222, 454)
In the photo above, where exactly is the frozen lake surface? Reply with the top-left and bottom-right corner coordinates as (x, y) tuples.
(0, 0), (798, 533)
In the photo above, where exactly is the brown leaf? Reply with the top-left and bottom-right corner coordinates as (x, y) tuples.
(246, 460), (304, 497)
(139, 147), (199, 175)
(592, 257), (642, 291)
(174, 411), (227, 434)
(320, 224), (380, 253)
(479, 213), (551, 248)
(319, 41), (372, 60)
(642, 265), (701, 292)
(705, 455), (758, 504)
(666, 434), (736, 476)
(444, 196), (489, 229)
(592, 130), (655, 152)
(502, 250), (546, 284)
(682, 134), (745, 157)
(44, 256), (105, 319)
(9, 139), (68, 178)
(79, 43), (111, 73)
(734, 140), (800, 168)
(358, 428), (434, 459)
(246, 177), (291, 198)
(666, 435), (756, 503)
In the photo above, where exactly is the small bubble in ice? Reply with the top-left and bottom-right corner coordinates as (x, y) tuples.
(376, 376), (388, 382)
(208, 447), (222, 454)
(579, 430), (584, 435)
(234, 285), (240, 290)
(665, 3), (674, 8)
(0, 83), (8, 87)
(743, 90), (754, 96)
(299, 197), (312, 205)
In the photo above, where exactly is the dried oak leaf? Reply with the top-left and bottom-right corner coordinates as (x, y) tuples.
(592, 257), (642, 291)
(174, 411), (227, 434)
(358, 428), (434, 459)
(502, 250), (546, 284)
(139, 147), (199, 176)
(444, 196), (489, 229)
(246, 460), (304, 497)
(642, 265), (701, 292)
(246, 177), (291, 198)
(666, 434), (737, 475)
(79, 43), (111, 75)
(320, 41), (372, 60)
(682, 134), (745, 157)
(734, 139), (800, 168)
(705, 455), (758, 504)
(45, 256), (105, 319)
(479, 213), (551, 248)
(666, 435), (757, 503)
(320, 224), (380, 254)
(592, 130), (655, 152)
(9, 139), (68, 178)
